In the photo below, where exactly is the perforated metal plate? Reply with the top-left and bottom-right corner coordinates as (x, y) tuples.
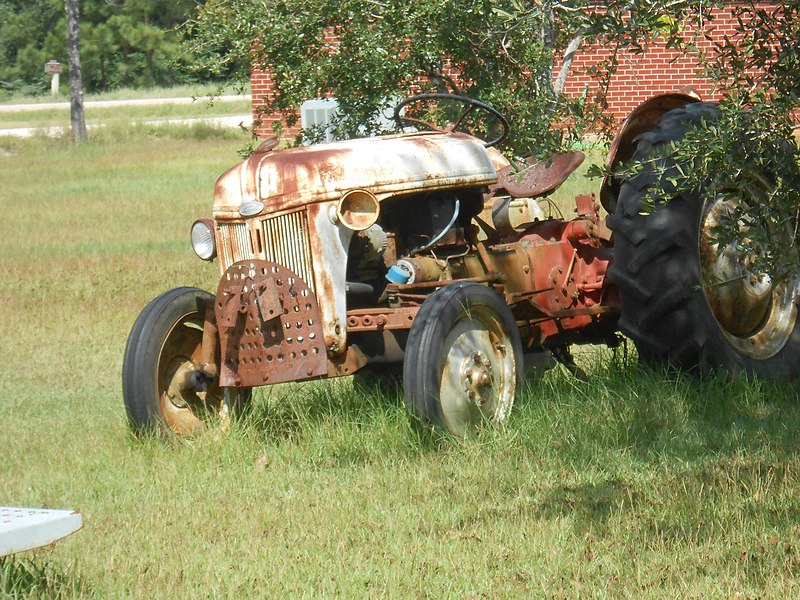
(216, 260), (328, 387)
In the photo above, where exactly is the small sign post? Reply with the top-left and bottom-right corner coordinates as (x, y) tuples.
(44, 60), (62, 96)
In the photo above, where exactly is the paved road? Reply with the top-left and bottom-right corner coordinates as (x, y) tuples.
(1, 115), (253, 138)
(0, 94), (250, 113)
(0, 95), (253, 137)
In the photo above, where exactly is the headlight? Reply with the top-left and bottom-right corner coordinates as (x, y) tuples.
(336, 189), (380, 231)
(191, 219), (217, 261)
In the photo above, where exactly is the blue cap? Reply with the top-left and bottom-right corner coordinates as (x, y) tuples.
(386, 264), (412, 284)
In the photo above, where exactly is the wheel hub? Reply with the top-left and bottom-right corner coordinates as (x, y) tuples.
(701, 239), (773, 337)
(164, 358), (196, 409)
(700, 196), (799, 358)
(462, 352), (493, 406)
(160, 352), (223, 434)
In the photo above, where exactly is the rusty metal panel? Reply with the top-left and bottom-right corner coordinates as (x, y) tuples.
(215, 260), (327, 387)
(261, 210), (315, 293)
(600, 92), (701, 212)
(494, 151), (585, 199)
(307, 202), (350, 354)
(213, 132), (499, 218)
(345, 307), (419, 332)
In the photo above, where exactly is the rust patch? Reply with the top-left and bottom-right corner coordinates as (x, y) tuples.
(346, 307), (418, 332)
(215, 260), (327, 387)
(490, 194), (619, 342)
(213, 132), (497, 217)
(493, 151), (585, 199)
(600, 92), (701, 212)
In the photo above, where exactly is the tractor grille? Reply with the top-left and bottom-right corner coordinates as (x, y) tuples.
(217, 210), (315, 292)
(261, 210), (315, 291)
(218, 222), (254, 266)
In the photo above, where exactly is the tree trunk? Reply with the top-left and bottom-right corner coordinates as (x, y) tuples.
(64, 0), (88, 143)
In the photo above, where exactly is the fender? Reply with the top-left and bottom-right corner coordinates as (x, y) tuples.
(600, 92), (701, 214)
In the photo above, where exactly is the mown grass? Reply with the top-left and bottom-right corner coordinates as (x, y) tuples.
(0, 84), (251, 135)
(0, 83), (249, 106)
(0, 99), (252, 131)
(2, 126), (800, 598)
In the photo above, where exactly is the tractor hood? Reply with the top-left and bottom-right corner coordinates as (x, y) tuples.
(213, 131), (499, 218)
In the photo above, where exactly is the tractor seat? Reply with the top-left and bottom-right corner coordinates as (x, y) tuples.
(494, 151), (585, 199)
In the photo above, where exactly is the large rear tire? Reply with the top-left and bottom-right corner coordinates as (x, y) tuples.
(403, 283), (522, 437)
(122, 287), (251, 436)
(608, 102), (800, 378)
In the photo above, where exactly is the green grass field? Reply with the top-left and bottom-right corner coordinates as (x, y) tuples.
(2, 124), (800, 598)
(0, 85), (251, 132)
(0, 84), (249, 106)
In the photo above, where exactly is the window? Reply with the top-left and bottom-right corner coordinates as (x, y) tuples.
(300, 98), (339, 144)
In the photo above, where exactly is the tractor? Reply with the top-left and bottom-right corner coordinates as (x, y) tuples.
(122, 92), (800, 437)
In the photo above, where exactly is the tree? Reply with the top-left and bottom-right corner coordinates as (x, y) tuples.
(190, 0), (800, 277)
(0, 0), (221, 96)
(0, 0), (63, 95)
(189, 0), (704, 155)
(618, 2), (800, 280)
(64, 0), (88, 143)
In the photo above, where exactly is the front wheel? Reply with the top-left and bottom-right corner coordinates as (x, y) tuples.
(403, 283), (522, 437)
(608, 102), (800, 378)
(122, 287), (251, 436)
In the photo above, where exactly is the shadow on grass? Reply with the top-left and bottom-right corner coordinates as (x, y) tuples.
(238, 366), (463, 458)
(234, 348), (800, 461)
(0, 556), (87, 598)
(522, 358), (800, 532)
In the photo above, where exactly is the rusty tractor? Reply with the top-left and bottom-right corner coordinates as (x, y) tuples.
(122, 93), (800, 437)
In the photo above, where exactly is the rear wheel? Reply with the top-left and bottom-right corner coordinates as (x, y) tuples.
(608, 102), (800, 378)
(403, 283), (522, 436)
(123, 287), (251, 436)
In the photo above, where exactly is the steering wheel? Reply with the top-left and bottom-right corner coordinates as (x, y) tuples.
(393, 93), (509, 148)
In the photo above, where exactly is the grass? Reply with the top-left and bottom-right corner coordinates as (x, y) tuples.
(0, 100), (252, 130)
(0, 84), (251, 133)
(0, 83), (249, 105)
(2, 126), (800, 598)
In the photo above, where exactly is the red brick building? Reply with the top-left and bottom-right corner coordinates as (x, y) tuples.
(250, 6), (744, 140)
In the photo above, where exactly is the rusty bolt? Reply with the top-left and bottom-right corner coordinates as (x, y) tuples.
(376, 315), (387, 327)
(483, 359), (492, 368)
(479, 373), (491, 386)
(467, 390), (475, 400)
(465, 368), (473, 380)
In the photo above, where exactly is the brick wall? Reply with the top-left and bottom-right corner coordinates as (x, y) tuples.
(250, 5), (744, 139)
(559, 8), (741, 119)
(250, 68), (300, 139)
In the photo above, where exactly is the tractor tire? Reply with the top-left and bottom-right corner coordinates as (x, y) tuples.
(608, 102), (800, 378)
(403, 282), (522, 437)
(123, 287), (251, 436)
